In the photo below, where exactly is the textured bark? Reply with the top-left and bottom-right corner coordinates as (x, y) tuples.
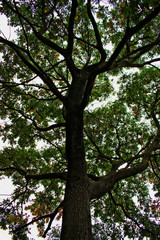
(60, 105), (92, 240)
(61, 176), (92, 240)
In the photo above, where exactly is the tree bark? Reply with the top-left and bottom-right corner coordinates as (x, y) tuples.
(60, 105), (92, 240)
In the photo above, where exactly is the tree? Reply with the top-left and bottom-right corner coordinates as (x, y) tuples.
(0, 0), (160, 239)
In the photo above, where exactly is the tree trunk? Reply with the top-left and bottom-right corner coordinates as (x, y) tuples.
(60, 105), (92, 240)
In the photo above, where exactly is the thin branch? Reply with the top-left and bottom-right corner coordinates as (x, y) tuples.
(150, 159), (160, 181)
(152, 152), (160, 171)
(85, 130), (114, 162)
(40, 1), (57, 35)
(0, 167), (27, 176)
(36, 132), (66, 161)
(150, 91), (160, 129)
(47, 59), (70, 87)
(149, 63), (160, 71)
(0, 82), (56, 102)
(0, 74), (38, 88)
(109, 190), (141, 227)
(13, 201), (64, 235)
(13, 0), (30, 52)
(0, 98), (64, 132)
(108, 191), (156, 237)
(140, 58), (160, 67)
(42, 201), (64, 238)
(115, 123), (122, 160)
(74, 36), (98, 50)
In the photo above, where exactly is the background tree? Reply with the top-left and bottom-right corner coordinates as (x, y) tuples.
(0, 0), (160, 239)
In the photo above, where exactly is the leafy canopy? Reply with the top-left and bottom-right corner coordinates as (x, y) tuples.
(0, 0), (160, 239)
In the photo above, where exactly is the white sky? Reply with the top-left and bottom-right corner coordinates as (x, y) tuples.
(0, 14), (45, 240)
(0, 178), (44, 239)
(0, 14), (15, 40)
(0, 179), (14, 240)
(0, 14), (14, 240)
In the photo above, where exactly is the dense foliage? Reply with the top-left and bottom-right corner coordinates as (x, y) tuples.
(0, 0), (160, 239)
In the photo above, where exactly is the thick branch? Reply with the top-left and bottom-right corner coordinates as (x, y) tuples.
(80, 74), (96, 109)
(115, 37), (160, 66)
(115, 39), (160, 69)
(91, 4), (160, 74)
(26, 172), (67, 181)
(108, 5), (160, 67)
(87, 0), (106, 61)
(89, 129), (160, 199)
(66, 0), (78, 54)
(0, 37), (65, 102)
(2, 0), (65, 56)
(33, 122), (66, 132)
(0, 36), (28, 54)
(26, 172), (100, 182)
(125, 38), (160, 59)
(125, 58), (160, 68)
